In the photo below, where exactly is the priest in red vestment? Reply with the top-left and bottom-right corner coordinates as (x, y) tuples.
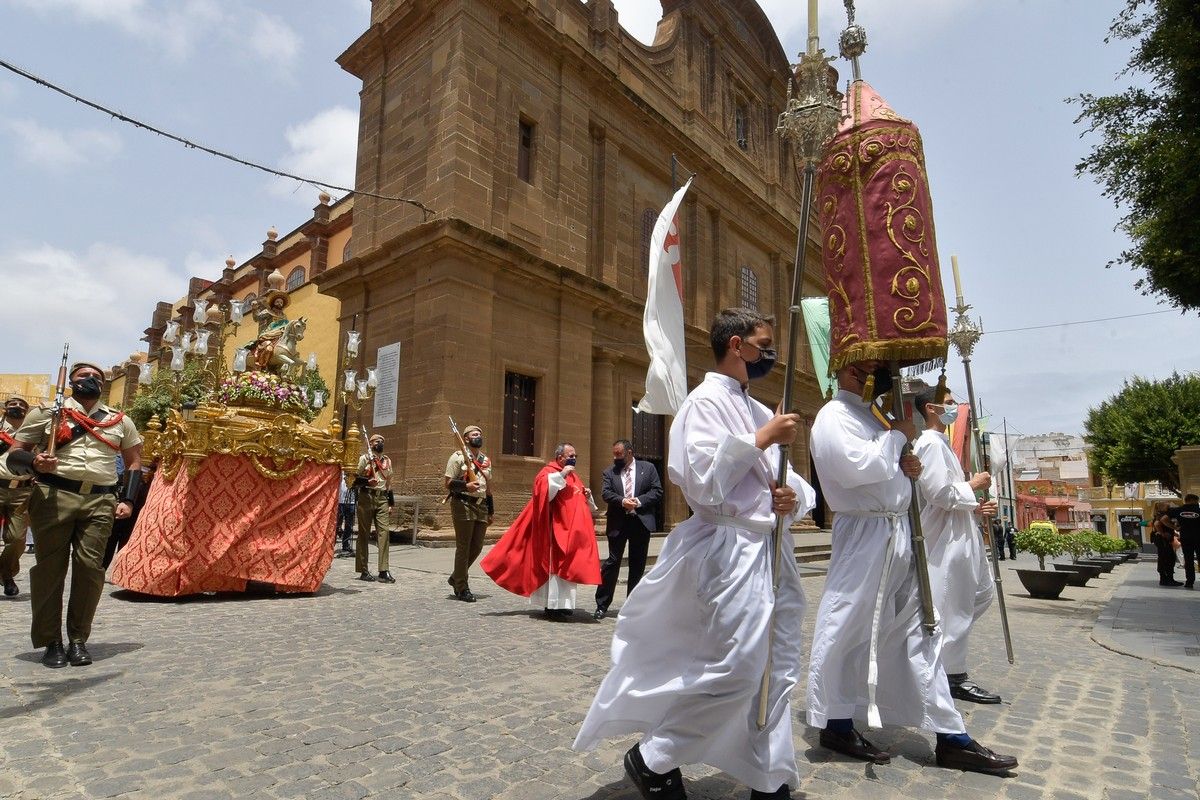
(481, 442), (601, 619)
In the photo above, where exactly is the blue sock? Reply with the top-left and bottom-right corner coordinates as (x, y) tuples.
(826, 718), (854, 734)
(936, 732), (972, 748)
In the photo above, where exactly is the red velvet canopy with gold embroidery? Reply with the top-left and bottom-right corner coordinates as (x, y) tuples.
(817, 81), (949, 372)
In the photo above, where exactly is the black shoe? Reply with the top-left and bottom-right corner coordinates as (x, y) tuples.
(948, 676), (1002, 704)
(66, 641), (92, 667)
(593, 607), (607, 621)
(377, 571), (396, 584)
(935, 738), (1018, 774)
(41, 642), (68, 669)
(3, 578), (17, 596)
(624, 745), (686, 800)
(818, 728), (891, 764)
(357, 572), (376, 582)
(750, 785), (790, 799)
(457, 589), (476, 603)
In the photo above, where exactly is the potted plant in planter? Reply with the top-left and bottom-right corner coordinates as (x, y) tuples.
(1013, 526), (1071, 599)
(1053, 533), (1102, 585)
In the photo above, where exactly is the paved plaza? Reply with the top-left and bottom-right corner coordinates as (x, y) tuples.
(2, 543), (1198, 800)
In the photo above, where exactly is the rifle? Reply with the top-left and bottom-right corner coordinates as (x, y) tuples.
(443, 416), (478, 504)
(46, 344), (70, 457)
(448, 417), (478, 482)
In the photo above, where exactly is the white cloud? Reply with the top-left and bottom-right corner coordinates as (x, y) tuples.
(5, 118), (122, 170)
(4, 0), (301, 66)
(244, 10), (302, 66)
(4, 242), (189, 373)
(270, 106), (359, 202)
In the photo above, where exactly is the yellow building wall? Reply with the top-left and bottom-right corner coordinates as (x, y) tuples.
(285, 282), (341, 429)
(108, 373), (128, 407)
(0, 374), (52, 406)
(328, 227), (352, 269)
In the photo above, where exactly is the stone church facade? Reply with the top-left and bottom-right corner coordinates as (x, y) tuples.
(321, 0), (826, 528)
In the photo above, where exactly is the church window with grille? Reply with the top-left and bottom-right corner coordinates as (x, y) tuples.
(286, 266), (305, 291)
(740, 266), (758, 310)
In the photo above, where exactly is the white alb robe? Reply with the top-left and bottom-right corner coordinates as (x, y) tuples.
(914, 429), (994, 674)
(574, 372), (815, 792)
(806, 390), (965, 734)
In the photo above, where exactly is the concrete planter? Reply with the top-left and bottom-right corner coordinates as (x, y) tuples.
(1015, 568), (1070, 600)
(1052, 564), (1094, 587)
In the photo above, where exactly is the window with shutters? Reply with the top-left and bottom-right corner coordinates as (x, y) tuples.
(502, 372), (537, 456)
(517, 118), (536, 184)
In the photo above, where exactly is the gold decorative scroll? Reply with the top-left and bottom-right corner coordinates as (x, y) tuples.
(143, 404), (347, 482)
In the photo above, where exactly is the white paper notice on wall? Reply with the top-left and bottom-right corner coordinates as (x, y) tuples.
(372, 342), (401, 429)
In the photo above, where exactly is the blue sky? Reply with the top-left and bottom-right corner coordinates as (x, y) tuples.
(1, 0), (1193, 438)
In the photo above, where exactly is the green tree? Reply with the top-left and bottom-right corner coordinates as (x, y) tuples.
(123, 361), (209, 430)
(1084, 372), (1200, 493)
(1071, 0), (1200, 309)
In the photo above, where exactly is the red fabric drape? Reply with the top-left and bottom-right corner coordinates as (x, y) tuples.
(111, 453), (339, 596)
(481, 463), (601, 596)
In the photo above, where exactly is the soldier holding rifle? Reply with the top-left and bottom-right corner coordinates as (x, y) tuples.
(443, 421), (492, 603)
(355, 433), (395, 584)
(1, 396), (33, 597)
(8, 357), (142, 668)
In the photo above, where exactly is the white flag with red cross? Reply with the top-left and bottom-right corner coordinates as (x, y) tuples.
(637, 177), (692, 415)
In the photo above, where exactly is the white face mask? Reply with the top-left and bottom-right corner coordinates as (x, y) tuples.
(938, 404), (959, 425)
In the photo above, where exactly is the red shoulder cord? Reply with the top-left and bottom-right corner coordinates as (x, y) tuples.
(57, 408), (124, 451)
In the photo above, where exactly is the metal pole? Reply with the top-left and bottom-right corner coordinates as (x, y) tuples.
(960, 362), (1015, 664)
(947, 257), (1015, 664)
(891, 361), (938, 635)
(754, 13), (840, 728)
(756, 162), (815, 730)
(1003, 418), (1016, 529)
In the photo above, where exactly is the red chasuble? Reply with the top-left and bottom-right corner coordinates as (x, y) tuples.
(482, 463), (601, 596)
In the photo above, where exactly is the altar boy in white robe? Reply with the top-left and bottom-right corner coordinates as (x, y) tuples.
(806, 359), (1017, 775)
(575, 308), (815, 800)
(912, 387), (1003, 704)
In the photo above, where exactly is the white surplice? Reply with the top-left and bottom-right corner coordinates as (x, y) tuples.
(913, 429), (994, 674)
(574, 372), (815, 793)
(806, 390), (965, 733)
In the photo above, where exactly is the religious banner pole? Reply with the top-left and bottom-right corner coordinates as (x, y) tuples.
(818, 0), (951, 641)
(947, 255), (1016, 664)
(755, 0), (840, 731)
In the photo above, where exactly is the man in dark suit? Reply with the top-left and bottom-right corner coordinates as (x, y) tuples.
(594, 439), (662, 620)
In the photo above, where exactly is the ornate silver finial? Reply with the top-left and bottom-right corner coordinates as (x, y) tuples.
(948, 301), (983, 362)
(776, 49), (841, 163)
(840, 0), (867, 81)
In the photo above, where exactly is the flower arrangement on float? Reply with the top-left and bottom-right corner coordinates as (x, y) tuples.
(213, 370), (309, 415)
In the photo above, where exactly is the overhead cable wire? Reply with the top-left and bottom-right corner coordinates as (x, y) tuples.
(0, 56), (434, 220)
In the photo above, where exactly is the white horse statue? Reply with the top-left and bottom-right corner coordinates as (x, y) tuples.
(248, 316), (307, 374)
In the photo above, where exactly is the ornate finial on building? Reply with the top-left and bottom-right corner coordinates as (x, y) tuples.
(318, 191), (331, 205)
(225, 255), (236, 269)
(840, 0), (868, 81)
(266, 268), (286, 292)
(266, 226), (278, 242)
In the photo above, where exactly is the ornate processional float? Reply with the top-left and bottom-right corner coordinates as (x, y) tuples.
(111, 268), (372, 597)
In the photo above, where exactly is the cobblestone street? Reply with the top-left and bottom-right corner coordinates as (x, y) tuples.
(2, 546), (1197, 800)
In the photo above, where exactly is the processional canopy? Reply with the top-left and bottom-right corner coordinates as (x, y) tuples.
(818, 3), (949, 373)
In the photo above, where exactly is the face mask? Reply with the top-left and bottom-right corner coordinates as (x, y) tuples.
(564, 456), (577, 467)
(938, 405), (959, 425)
(71, 376), (102, 398)
(740, 345), (777, 380)
(5, 407), (24, 420)
(468, 436), (483, 448)
(613, 458), (626, 471)
(371, 443), (384, 453)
